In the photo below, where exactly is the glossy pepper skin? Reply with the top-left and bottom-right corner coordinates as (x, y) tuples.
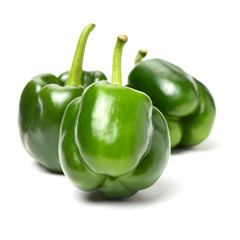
(128, 51), (216, 148)
(59, 36), (170, 199)
(19, 24), (106, 173)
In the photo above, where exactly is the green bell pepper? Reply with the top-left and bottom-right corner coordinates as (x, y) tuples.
(59, 36), (170, 199)
(19, 23), (106, 173)
(128, 50), (216, 148)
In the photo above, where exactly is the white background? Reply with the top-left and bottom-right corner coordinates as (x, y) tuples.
(1, 0), (240, 239)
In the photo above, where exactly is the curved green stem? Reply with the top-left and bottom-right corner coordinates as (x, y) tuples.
(111, 35), (128, 86)
(66, 23), (95, 86)
(134, 49), (148, 65)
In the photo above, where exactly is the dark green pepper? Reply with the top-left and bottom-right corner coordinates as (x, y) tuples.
(19, 23), (106, 173)
(128, 50), (216, 148)
(59, 36), (170, 199)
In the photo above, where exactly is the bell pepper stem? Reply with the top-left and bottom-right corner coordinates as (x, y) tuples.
(111, 35), (128, 86)
(134, 49), (148, 65)
(66, 23), (95, 86)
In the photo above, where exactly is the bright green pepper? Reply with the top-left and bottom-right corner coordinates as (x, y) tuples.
(19, 24), (106, 173)
(127, 50), (216, 148)
(59, 36), (170, 199)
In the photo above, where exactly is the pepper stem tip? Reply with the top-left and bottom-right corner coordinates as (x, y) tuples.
(118, 35), (128, 42)
(140, 49), (147, 54)
(134, 49), (148, 65)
